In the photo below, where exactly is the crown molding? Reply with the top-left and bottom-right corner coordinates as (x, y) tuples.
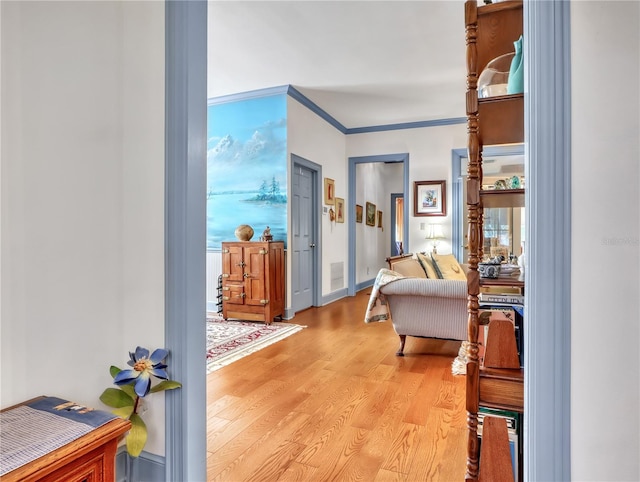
(207, 84), (465, 134)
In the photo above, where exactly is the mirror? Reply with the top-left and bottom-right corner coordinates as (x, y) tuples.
(458, 145), (525, 262)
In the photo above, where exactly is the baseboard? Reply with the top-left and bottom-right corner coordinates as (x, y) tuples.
(116, 447), (165, 482)
(321, 287), (348, 305)
(356, 279), (374, 293)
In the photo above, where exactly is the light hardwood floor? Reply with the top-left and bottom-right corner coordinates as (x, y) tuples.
(207, 289), (467, 481)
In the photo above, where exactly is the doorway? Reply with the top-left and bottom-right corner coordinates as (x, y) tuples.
(291, 154), (321, 313)
(347, 153), (410, 295)
(168, 3), (572, 479)
(390, 193), (404, 256)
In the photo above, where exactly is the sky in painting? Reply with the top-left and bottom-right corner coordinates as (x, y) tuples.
(207, 94), (287, 193)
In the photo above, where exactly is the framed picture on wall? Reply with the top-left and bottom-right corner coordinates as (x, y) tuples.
(414, 180), (446, 216)
(377, 210), (383, 229)
(365, 202), (376, 226)
(324, 178), (335, 205)
(335, 197), (345, 223)
(355, 204), (363, 223)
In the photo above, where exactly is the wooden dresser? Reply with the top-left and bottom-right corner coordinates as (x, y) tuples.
(221, 241), (285, 324)
(1, 397), (130, 482)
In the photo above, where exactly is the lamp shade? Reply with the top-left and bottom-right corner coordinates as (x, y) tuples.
(426, 224), (445, 240)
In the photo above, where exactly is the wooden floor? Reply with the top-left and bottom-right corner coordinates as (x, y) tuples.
(206, 289), (467, 481)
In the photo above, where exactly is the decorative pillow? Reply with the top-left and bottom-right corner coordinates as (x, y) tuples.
(391, 257), (427, 278)
(431, 253), (467, 281)
(416, 252), (439, 279)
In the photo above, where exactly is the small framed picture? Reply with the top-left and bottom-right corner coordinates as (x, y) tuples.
(414, 180), (446, 216)
(365, 202), (376, 226)
(377, 210), (383, 228)
(335, 197), (345, 223)
(355, 204), (363, 223)
(324, 178), (335, 205)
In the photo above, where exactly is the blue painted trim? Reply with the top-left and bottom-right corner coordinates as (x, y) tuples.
(208, 85), (465, 135)
(347, 153), (409, 296)
(286, 85), (348, 133)
(321, 287), (349, 305)
(525, 1), (572, 480)
(207, 85), (290, 105)
(356, 280), (374, 292)
(165, 1), (207, 481)
(291, 154), (323, 311)
(116, 449), (165, 482)
(346, 117), (466, 135)
(451, 145), (524, 262)
(451, 148), (466, 263)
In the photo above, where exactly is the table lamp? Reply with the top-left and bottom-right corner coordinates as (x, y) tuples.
(426, 224), (445, 254)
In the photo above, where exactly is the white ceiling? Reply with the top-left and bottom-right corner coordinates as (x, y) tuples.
(207, 1), (468, 129)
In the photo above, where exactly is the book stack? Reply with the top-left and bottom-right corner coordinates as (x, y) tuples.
(478, 407), (522, 481)
(478, 293), (524, 367)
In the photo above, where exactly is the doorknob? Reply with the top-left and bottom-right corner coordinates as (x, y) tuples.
(310, 243), (316, 248)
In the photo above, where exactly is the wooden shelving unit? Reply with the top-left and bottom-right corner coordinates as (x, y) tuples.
(464, 1), (524, 481)
(478, 94), (524, 145)
(480, 189), (525, 208)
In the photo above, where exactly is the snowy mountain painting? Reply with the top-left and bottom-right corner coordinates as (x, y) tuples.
(207, 94), (288, 249)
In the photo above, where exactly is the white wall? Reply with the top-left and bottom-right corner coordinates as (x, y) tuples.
(287, 105), (467, 294)
(287, 96), (347, 297)
(571, 2), (640, 480)
(347, 123), (467, 257)
(0, 1), (167, 455)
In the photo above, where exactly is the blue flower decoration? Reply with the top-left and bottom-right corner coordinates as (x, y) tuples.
(113, 346), (169, 397)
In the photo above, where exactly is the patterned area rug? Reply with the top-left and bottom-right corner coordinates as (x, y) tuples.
(206, 314), (305, 373)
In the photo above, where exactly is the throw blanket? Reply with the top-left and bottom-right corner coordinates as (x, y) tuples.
(364, 269), (404, 323)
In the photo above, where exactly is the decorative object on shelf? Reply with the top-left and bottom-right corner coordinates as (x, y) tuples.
(234, 224), (254, 241)
(365, 202), (376, 226)
(324, 177), (335, 205)
(260, 226), (273, 241)
(494, 179), (508, 190)
(99, 346), (182, 458)
(508, 175), (521, 189)
(498, 264), (520, 278)
(414, 180), (447, 217)
(425, 224), (445, 254)
(478, 261), (501, 279)
(335, 197), (345, 223)
(507, 35), (524, 94)
(518, 241), (526, 272)
(355, 204), (363, 223)
(478, 52), (514, 98)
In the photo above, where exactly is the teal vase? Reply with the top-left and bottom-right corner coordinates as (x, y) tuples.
(507, 35), (524, 94)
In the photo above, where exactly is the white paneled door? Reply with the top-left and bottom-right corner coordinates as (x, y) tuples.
(291, 162), (316, 313)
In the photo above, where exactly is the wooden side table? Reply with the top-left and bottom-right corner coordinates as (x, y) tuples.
(1, 397), (131, 482)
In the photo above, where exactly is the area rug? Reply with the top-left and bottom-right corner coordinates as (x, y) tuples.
(206, 314), (305, 373)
